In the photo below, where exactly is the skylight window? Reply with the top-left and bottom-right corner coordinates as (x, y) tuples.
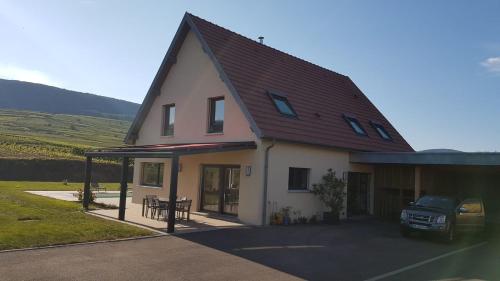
(371, 122), (392, 140)
(269, 92), (297, 117)
(344, 115), (367, 136)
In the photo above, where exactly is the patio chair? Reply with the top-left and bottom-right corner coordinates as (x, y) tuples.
(90, 182), (106, 193)
(176, 199), (192, 222)
(144, 195), (158, 218)
(154, 198), (169, 221)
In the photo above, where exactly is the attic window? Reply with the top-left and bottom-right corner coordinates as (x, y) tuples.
(371, 122), (392, 140)
(269, 92), (297, 117)
(208, 97), (224, 133)
(344, 115), (367, 136)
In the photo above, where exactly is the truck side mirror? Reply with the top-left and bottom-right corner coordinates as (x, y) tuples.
(459, 207), (468, 213)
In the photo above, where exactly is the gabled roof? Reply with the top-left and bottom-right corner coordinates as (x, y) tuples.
(126, 12), (413, 152)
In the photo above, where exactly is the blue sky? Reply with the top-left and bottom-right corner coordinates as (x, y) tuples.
(1, 0), (499, 152)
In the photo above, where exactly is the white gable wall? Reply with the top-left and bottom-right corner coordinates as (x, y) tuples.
(136, 31), (256, 145)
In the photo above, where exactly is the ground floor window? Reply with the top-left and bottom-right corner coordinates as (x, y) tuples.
(288, 167), (310, 190)
(141, 162), (164, 187)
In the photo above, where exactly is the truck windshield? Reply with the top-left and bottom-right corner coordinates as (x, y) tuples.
(415, 196), (456, 211)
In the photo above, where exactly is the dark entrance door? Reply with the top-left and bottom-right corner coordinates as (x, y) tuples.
(347, 172), (370, 216)
(201, 165), (240, 215)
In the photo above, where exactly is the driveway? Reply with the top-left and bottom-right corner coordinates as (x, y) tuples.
(179, 219), (495, 281)
(0, 219), (497, 281)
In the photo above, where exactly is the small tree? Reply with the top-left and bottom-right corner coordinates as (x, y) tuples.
(311, 169), (346, 221)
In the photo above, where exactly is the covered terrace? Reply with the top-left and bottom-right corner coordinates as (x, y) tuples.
(83, 141), (257, 233)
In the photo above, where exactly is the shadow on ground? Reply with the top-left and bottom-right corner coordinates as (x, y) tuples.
(176, 218), (493, 281)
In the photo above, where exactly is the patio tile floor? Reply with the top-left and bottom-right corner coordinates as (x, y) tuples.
(90, 200), (247, 234)
(26, 190), (248, 234)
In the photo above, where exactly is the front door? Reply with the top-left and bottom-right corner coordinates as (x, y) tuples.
(347, 172), (370, 216)
(201, 165), (240, 215)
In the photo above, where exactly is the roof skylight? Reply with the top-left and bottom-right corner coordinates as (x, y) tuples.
(269, 92), (297, 117)
(344, 115), (367, 136)
(371, 122), (392, 140)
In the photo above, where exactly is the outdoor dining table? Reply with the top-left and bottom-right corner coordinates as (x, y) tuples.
(157, 198), (186, 221)
(141, 197), (183, 217)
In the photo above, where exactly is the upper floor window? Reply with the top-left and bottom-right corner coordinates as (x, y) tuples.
(288, 167), (310, 191)
(344, 115), (367, 136)
(162, 104), (175, 136)
(371, 122), (392, 141)
(208, 97), (224, 133)
(269, 92), (297, 117)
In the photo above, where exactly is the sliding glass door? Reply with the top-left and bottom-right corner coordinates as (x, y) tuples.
(201, 165), (240, 215)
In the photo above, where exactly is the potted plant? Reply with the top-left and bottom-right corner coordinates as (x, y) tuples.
(311, 169), (346, 224)
(281, 206), (292, 225)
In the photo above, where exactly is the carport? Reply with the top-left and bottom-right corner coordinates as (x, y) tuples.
(350, 151), (500, 221)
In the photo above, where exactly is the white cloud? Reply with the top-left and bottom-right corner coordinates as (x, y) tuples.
(481, 57), (500, 73)
(0, 65), (64, 87)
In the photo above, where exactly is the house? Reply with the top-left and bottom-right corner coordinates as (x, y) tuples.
(84, 13), (500, 232)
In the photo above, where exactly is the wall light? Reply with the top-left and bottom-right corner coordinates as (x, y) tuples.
(245, 165), (252, 176)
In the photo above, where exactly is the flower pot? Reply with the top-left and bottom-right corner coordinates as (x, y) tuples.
(283, 216), (290, 225)
(323, 212), (340, 224)
(276, 214), (283, 225)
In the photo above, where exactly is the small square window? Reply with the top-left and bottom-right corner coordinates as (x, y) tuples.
(288, 167), (309, 190)
(208, 97), (224, 133)
(141, 162), (164, 187)
(162, 104), (175, 136)
(269, 92), (297, 117)
(371, 122), (392, 140)
(344, 115), (367, 136)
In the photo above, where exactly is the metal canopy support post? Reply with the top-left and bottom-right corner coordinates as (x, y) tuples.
(167, 155), (180, 233)
(118, 157), (129, 221)
(83, 156), (92, 210)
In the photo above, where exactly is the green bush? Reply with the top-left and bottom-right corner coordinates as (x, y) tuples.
(311, 169), (346, 217)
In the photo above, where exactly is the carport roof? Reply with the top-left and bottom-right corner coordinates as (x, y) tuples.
(85, 141), (257, 158)
(350, 151), (500, 166)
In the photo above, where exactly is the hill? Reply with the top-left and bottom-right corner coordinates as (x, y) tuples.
(0, 79), (140, 121)
(0, 109), (130, 160)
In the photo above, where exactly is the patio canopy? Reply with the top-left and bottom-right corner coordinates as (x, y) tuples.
(85, 141), (257, 158)
(82, 141), (257, 233)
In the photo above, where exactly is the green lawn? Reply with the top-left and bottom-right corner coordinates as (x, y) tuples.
(0, 181), (152, 251)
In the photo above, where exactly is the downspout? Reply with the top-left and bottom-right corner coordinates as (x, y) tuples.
(262, 139), (276, 226)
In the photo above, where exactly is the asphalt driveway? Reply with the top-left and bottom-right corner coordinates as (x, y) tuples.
(0, 219), (497, 281)
(179, 219), (494, 281)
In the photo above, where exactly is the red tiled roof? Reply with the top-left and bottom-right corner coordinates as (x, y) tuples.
(189, 14), (413, 152)
(126, 13), (413, 152)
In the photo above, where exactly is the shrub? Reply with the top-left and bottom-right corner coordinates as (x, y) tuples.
(311, 169), (346, 218)
(77, 188), (95, 203)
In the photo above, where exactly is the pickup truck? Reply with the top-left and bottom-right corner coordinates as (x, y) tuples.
(400, 195), (485, 242)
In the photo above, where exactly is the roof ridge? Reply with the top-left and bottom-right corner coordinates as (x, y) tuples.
(187, 12), (348, 80)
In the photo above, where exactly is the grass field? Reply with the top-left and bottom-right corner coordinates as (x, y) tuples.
(0, 181), (152, 251)
(0, 109), (131, 160)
